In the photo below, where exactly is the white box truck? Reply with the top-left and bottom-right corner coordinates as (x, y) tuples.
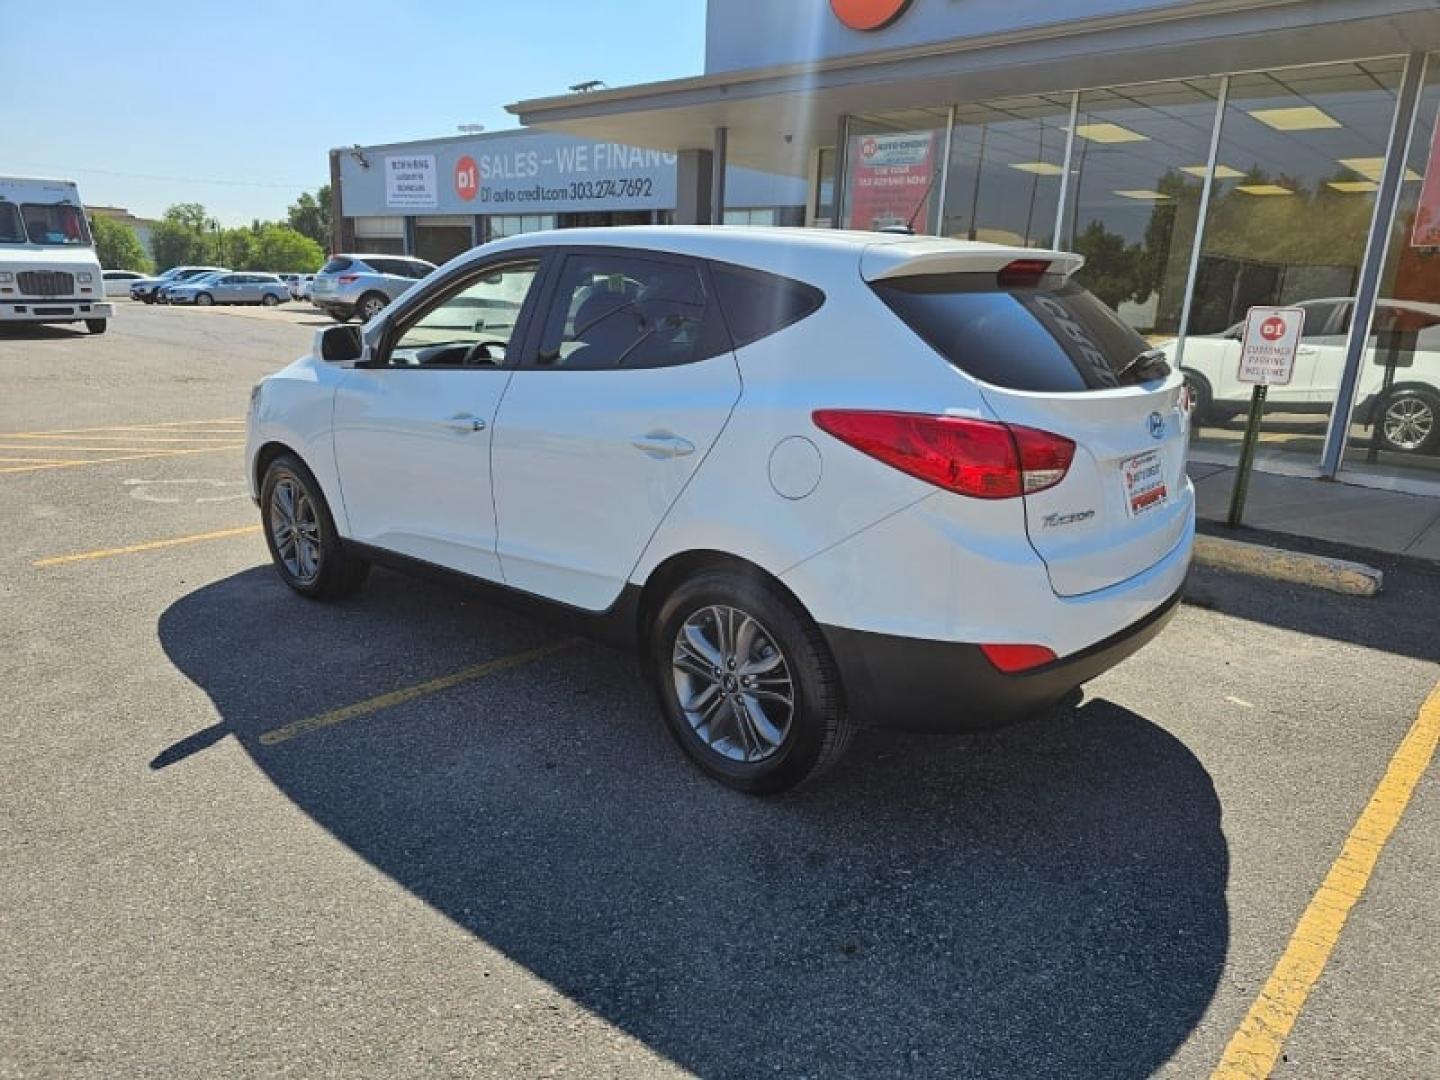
(0, 176), (113, 334)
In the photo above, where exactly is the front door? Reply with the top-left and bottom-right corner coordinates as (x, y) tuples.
(331, 258), (544, 581)
(491, 250), (741, 610)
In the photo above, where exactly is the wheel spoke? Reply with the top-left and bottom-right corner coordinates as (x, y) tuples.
(673, 643), (716, 683)
(740, 694), (786, 748)
(682, 681), (720, 713)
(682, 621), (723, 668)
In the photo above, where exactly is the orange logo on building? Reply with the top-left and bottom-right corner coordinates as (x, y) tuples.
(830, 0), (914, 31)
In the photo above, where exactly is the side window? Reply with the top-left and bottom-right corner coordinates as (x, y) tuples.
(387, 260), (540, 368)
(710, 262), (824, 348)
(406, 261), (433, 279)
(535, 253), (710, 370)
(1300, 302), (1343, 340)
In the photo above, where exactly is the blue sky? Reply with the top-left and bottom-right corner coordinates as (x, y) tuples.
(2, 0), (706, 224)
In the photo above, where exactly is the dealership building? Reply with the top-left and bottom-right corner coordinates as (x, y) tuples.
(335, 0), (1440, 494)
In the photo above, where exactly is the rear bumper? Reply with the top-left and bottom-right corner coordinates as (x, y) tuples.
(823, 581), (1185, 732)
(1, 301), (112, 322)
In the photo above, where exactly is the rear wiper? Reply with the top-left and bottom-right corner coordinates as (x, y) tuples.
(1115, 348), (1171, 385)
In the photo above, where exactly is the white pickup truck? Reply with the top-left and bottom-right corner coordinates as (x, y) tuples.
(0, 176), (113, 334)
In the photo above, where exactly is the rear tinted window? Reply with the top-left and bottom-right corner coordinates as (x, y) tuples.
(710, 263), (824, 348)
(872, 274), (1156, 392)
(321, 257), (353, 274)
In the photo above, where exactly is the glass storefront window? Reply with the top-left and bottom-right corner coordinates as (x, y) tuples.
(841, 108), (949, 234)
(488, 214), (556, 240)
(1179, 60), (1406, 474)
(723, 208), (780, 226)
(942, 94), (1073, 249)
(1342, 58), (1440, 482)
(815, 148), (836, 225)
(1062, 79), (1222, 340)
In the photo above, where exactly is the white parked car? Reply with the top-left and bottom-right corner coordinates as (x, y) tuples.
(102, 269), (146, 297)
(290, 274), (314, 302)
(246, 227), (1193, 792)
(1166, 297), (1440, 455)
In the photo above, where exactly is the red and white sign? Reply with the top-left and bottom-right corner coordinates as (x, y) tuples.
(454, 155), (480, 202)
(830, 0), (914, 31)
(845, 130), (938, 232)
(1411, 106), (1440, 248)
(1238, 305), (1306, 386)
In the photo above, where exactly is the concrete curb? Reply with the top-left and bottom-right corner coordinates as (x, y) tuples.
(1194, 535), (1383, 597)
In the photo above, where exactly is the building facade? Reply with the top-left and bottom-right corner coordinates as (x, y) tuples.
(510, 0), (1440, 496)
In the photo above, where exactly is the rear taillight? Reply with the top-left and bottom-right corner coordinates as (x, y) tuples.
(337, 274), (359, 284)
(812, 410), (1074, 499)
(979, 643), (1057, 673)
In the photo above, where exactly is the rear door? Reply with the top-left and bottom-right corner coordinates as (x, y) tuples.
(490, 248), (741, 610)
(869, 268), (1191, 597)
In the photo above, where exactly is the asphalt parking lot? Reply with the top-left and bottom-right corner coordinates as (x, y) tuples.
(2, 301), (1438, 1079)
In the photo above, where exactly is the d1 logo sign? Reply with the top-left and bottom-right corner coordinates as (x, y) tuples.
(454, 155), (480, 202)
(1260, 316), (1287, 342)
(830, 0), (914, 31)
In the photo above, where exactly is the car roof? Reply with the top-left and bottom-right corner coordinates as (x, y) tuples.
(476, 225), (1079, 281)
(333, 253), (435, 264)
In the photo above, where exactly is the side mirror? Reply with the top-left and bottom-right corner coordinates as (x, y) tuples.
(317, 324), (363, 364)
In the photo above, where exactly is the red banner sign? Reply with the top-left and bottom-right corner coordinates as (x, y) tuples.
(844, 131), (938, 233)
(1411, 107), (1440, 248)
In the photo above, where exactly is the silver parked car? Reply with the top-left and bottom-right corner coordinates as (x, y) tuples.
(290, 273), (314, 302)
(166, 272), (290, 306)
(310, 253), (435, 322)
(130, 265), (227, 303)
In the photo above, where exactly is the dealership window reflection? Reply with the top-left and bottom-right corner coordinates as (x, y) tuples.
(942, 94), (1072, 249)
(1061, 79), (1221, 340)
(1178, 60), (1406, 472)
(1343, 59), (1440, 476)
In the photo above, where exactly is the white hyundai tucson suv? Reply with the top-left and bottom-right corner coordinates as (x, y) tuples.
(246, 227), (1194, 793)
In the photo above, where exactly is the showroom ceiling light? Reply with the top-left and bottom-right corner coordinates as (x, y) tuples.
(1113, 189), (1173, 200)
(1327, 180), (1379, 193)
(1248, 106), (1341, 131)
(1180, 164), (1245, 179)
(1235, 183), (1296, 196)
(1338, 157), (1423, 182)
(1072, 122), (1150, 144)
(1009, 162), (1065, 175)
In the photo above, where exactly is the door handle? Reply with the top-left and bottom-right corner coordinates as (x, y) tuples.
(631, 431), (695, 459)
(443, 413), (486, 433)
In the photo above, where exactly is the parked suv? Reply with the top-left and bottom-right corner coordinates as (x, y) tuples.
(310, 254), (435, 322)
(247, 228), (1193, 793)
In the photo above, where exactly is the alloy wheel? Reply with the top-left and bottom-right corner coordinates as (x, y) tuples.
(1383, 397), (1434, 452)
(269, 475), (322, 584)
(671, 605), (794, 763)
(360, 296), (386, 321)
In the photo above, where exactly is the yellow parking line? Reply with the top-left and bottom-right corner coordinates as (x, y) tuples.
(0, 444), (244, 475)
(1212, 680), (1440, 1079)
(0, 416), (245, 437)
(258, 640), (580, 747)
(33, 524), (263, 567)
(0, 456), (80, 464)
(0, 444), (236, 453)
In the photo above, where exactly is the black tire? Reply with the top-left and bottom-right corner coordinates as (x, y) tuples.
(85, 319), (107, 335)
(329, 309), (354, 324)
(357, 292), (388, 322)
(195, 292), (214, 307)
(649, 568), (851, 794)
(259, 453), (370, 600)
(1375, 388), (1440, 455)
(261, 293), (280, 307)
(1183, 370), (1234, 425)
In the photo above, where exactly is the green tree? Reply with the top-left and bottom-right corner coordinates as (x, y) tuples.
(1072, 219), (1146, 310)
(286, 186), (331, 248)
(91, 216), (152, 273)
(150, 202), (213, 270)
(249, 224), (325, 272)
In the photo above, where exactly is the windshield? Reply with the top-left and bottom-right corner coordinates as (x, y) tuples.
(0, 203), (24, 244)
(19, 203), (92, 246)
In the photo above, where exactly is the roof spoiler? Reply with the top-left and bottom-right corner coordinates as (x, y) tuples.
(861, 242), (1085, 283)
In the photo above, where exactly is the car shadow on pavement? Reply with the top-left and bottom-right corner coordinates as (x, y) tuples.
(157, 566), (1229, 1079)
